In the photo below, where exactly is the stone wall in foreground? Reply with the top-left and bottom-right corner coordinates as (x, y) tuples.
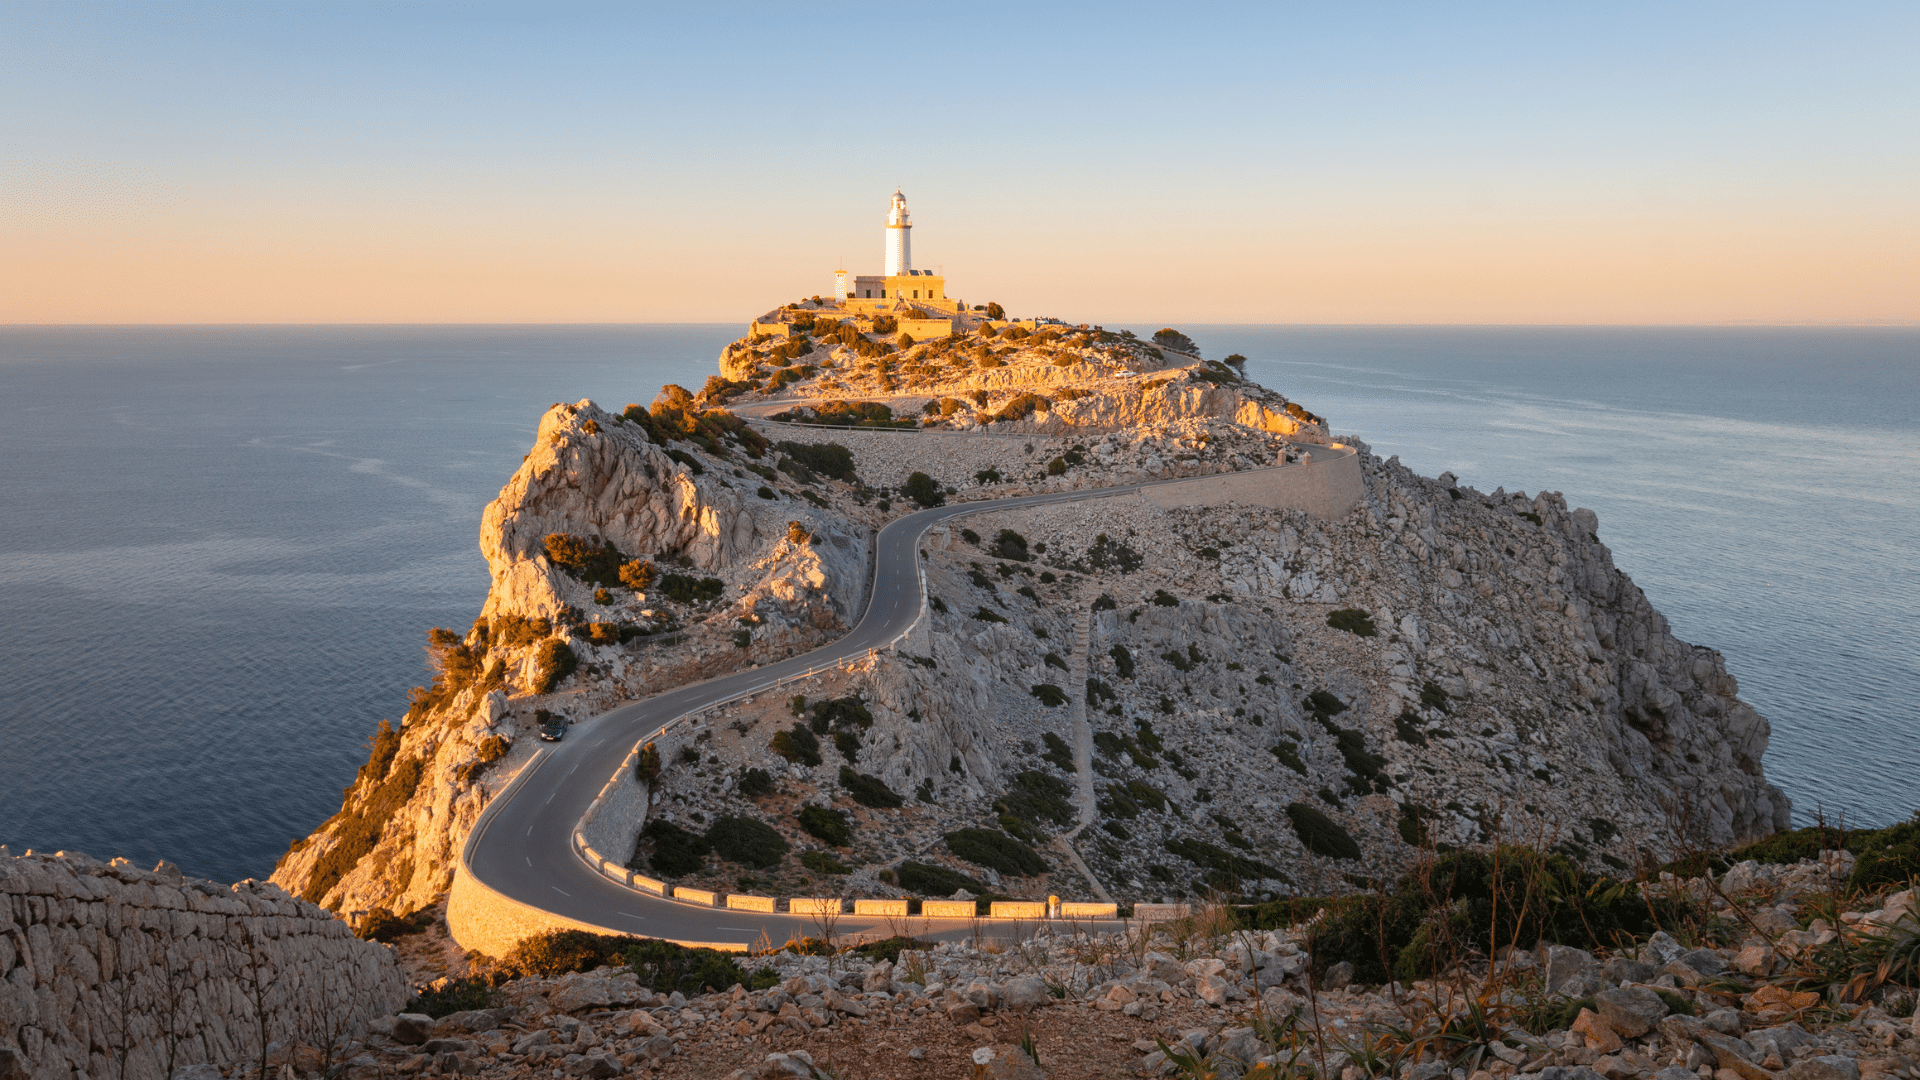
(0, 848), (406, 1080)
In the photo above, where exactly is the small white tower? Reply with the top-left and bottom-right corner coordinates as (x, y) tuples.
(833, 267), (851, 300)
(884, 189), (912, 277)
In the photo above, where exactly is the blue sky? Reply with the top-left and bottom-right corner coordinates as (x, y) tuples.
(4, 2), (1915, 322)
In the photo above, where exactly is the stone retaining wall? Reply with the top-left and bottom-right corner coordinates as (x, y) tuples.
(0, 849), (405, 1080)
(1141, 445), (1363, 520)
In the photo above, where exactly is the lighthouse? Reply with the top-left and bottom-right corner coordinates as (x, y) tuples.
(884, 189), (912, 276)
(847, 190), (953, 312)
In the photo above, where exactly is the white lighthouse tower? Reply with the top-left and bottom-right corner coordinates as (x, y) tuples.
(884, 189), (912, 277)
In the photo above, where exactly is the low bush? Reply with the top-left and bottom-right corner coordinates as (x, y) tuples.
(491, 613), (551, 648)
(946, 828), (1048, 876)
(706, 816), (789, 868)
(1270, 740), (1307, 775)
(1306, 846), (1692, 985)
(634, 742), (661, 782)
(624, 937), (760, 995)
(543, 533), (628, 588)
(989, 529), (1030, 561)
(972, 606), (1007, 624)
(896, 861), (986, 897)
(903, 471), (944, 507)
(797, 805), (851, 846)
(1029, 683), (1067, 707)
(773, 440), (857, 481)
(505, 929), (633, 978)
(405, 974), (505, 1018)
(1164, 836), (1287, 890)
(358, 906), (435, 943)
(658, 573), (723, 605)
(995, 771), (1075, 831)
(1041, 732), (1075, 771)
(533, 639), (577, 693)
(737, 767), (773, 797)
(619, 559), (658, 591)
(801, 850), (851, 874)
(301, 752), (426, 905)
(839, 766), (903, 808)
(635, 820), (708, 876)
(1287, 802), (1361, 860)
(1151, 589), (1178, 607)
(1108, 643), (1135, 677)
(769, 723), (822, 767)
(1327, 608), (1377, 637)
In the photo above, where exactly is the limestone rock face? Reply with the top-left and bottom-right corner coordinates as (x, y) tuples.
(478, 400), (864, 623)
(0, 849), (404, 1080)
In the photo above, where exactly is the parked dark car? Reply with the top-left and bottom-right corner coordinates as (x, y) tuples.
(536, 710), (567, 742)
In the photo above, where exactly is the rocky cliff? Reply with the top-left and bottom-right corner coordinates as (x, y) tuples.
(272, 309), (1787, 921)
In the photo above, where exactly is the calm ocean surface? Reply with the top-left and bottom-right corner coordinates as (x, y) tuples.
(1, 325), (1913, 883)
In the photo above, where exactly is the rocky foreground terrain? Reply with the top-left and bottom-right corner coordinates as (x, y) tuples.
(270, 303), (1786, 920)
(249, 851), (1919, 1080)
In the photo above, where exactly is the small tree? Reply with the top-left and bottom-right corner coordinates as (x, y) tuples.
(903, 472), (944, 508)
(985, 301), (1005, 320)
(635, 742), (661, 783)
(619, 559), (658, 591)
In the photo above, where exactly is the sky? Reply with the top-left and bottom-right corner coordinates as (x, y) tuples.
(2, 2), (1916, 325)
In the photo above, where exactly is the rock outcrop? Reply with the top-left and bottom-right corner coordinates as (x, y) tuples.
(274, 304), (1787, 919)
(0, 848), (404, 1080)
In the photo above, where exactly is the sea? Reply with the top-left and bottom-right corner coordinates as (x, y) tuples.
(0, 325), (1913, 884)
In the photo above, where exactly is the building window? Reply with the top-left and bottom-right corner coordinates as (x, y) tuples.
(913, 290), (919, 299)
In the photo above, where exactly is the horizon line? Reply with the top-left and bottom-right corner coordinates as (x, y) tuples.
(4, 320), (1917, 330)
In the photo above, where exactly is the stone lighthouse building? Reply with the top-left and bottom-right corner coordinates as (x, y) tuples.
(848, 190), (953, 311)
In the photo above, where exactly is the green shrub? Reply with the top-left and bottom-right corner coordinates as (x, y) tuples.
(635, 820), (708, 876)
(1307, 846), (1693, 986)
(1164, 837), (1287, 890)
(531, 638), (577, 693)
(1041, 732), (1075, 771)
(769, 723), (821, 766)
(757, 485), (776, 499)
(658, 573), (723, 605)
(1287, 802), (1361, 860)
(946, 828), (1048, 876)
(797, 806), (851, 846)
(1030, 683), (1067, 707)
(617, 559), (658, 591)
(358, 906), (435, 943)
(634, 742), (661, 783)
(1306, 690), (1348, 717)
(505, 929), (633, 978)
(800, 850), (850, 874)
(972, 606), (1008, 623)
(840, 766), (903, 808)
(1727, 814), (1920, 892)
(991, 393), (1051, 423)
(405, 974), (504, 1017)
(903, 471), (944, 507)
(989, 529), (1030, 561)
(1327, 608), (1377, 636)
(1151, 589), (1178, 607)
(1108, 643), (1135, 678)
(774, 440), (858, 481)
(737, 767), (773, 798)
(1270, 740), (1307, 775)
(1392, 711), (1428, 746)
(491, 611), (552, 641)
(704, 816), (788, 868)
(896, 861), (986, 897)
(624, 937), (755, 995)
(1046, 456), (1068, 476)
(995, 770), (1075, 828)
(543, 533), (628, 588)
(732, 629), (751, 648)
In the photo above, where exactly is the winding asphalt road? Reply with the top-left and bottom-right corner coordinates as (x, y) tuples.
(461, 442), (1355, 949)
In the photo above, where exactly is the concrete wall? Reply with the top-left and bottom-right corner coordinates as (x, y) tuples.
(1142, 447), (1364, 521)
(0, 849), (404, 1080)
